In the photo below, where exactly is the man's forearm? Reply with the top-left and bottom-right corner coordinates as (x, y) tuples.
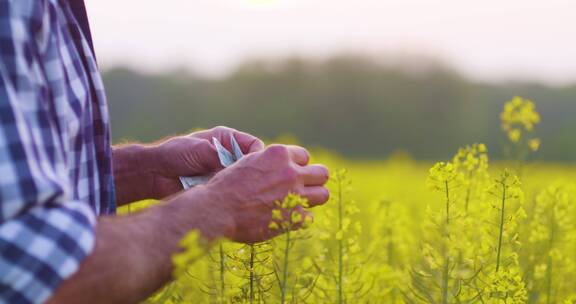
(47, 187), (234, 304)
(112, 144), (157, 206)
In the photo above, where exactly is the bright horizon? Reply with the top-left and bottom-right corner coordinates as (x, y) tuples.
(86, 0), (576, 85)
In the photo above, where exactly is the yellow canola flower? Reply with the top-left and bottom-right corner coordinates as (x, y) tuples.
(508, 129), (521, 143)
(529, 138), (541, 151)
(453, 143), (489, 173)
(564, 295), (576, 304)
(485, 268), (528, 303)
(478, 143), (487, 153)
(268, 221), (280, 230)
(500, 96), (540, 133)
(335, 230), (343, 240)
(426, 161), (463, 193)
(272, 209), (283, 220)
(269, 193), (311, 231)
(301, 214), (313, 228)
(291, 211), (303, 223)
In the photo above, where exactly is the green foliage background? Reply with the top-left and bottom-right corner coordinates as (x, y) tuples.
(103, 54), (576, 161)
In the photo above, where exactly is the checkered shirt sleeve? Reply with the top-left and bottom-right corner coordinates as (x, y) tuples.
(0, 1), (113, 303)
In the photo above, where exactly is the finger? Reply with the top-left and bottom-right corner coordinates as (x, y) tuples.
(191, 126), (264, 154)
(189, 126), (232, 148)
(233, 131), (265, 153)
(287, 145), (310, 166)
(297, 186), (330, 207)
(177, 138), (223, 175)
(298, 164), (329, 186)
(187, 128), (214, 141)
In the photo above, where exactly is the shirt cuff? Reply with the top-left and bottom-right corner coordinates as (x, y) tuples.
(0, 202), (96, 304)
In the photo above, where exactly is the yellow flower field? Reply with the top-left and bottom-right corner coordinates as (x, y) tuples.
(126, 97), (576, 303)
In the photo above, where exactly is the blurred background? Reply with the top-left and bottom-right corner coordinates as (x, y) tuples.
(86, 0), (576, 161)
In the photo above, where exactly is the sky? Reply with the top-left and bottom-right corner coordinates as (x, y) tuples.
(86, 0), (576, 85)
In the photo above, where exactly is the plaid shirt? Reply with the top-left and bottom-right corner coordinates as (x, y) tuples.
(0, 0), (114, 303)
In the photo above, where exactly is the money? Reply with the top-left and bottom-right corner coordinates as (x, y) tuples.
(213, 136), (236, 167)
(179, 136), (244, 189)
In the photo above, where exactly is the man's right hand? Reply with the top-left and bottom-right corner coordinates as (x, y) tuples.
(172, 144), (330, 244)
(48, 144), (328, 304)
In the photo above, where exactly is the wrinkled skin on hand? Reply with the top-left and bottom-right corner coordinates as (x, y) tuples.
(195, 144), (330, 243)
(148, 126), (265, 199)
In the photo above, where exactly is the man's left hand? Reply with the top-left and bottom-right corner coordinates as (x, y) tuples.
(113, 126), (264, 204)
(150, 126), (264, 197)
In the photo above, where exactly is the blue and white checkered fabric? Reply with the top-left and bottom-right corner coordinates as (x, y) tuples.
(0, 0), (114, 303)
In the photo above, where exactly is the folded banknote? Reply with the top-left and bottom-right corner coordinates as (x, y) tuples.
(179, 136), (244, 189)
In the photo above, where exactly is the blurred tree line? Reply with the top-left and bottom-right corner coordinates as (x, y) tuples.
(103, 55), (576, 161)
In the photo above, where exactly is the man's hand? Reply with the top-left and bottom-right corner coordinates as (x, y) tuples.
(113, 126), (264, 205)
(168, 144), (330, 243)
(49, 144), (328, 304)
(147, 126), (265, 197)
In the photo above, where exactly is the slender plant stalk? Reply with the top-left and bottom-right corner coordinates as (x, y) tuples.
(545, 247), (553, 304)
(464, 171), (473, 212)
(280, 228), (291, 304)
(441, 180), (451, 304)
(445, 181), (450, 225)
(250, 244), (255, 304)
(545, 205), (556, 304)
(385, 204), (394, 267)
(441, 256), (450, 304)
(258, 276), (267, 304)
(219, 243), (226, 303)
(496, 181), (506, 272)
(337, 177), (344, 304)
(384, 203), (397, 302)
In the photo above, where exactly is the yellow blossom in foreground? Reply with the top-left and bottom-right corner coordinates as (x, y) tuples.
(269, 193), (310, 231)
(426, 161), (463, 193)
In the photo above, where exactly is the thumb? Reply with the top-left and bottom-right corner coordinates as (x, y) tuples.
(166, 137), (223, 176)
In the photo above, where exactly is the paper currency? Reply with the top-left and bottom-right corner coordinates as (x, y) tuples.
(179, 136), (244, 189)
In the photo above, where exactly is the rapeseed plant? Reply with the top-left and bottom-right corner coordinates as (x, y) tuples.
(369, 199), (414, 303)
(268, 194), (315, 304)
(527, 183), (576, 303)
(500, 96), (541, 174)
(204, 242), (230, 303)
(313, 170), (370, 304)
(410, 161), (473, 303)
(152, 230), (214, 303)
(477, 171), (528, 303)
(452, 143), (490, 213)
(500, 96), (540, 145)
(227, 242), (275, 303)
(141, 97), (576, 303)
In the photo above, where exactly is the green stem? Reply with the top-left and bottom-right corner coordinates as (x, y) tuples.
(441, 180), (451, 304)
(545, 204), (556, 304)
(337, 178), (344, 304)
(545, 256), (553, 304)
(441, 256), (450, 304)
(384, 203), (394, 267)
(464, 171), (473, 212)
(445, 181), (450, 225)
(381, 201), (397, 302)
(219, 243), (225, 303)
(280, 229), (291, 304)
(250, 244), (255, 304)
(496, 181), (506, 273)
